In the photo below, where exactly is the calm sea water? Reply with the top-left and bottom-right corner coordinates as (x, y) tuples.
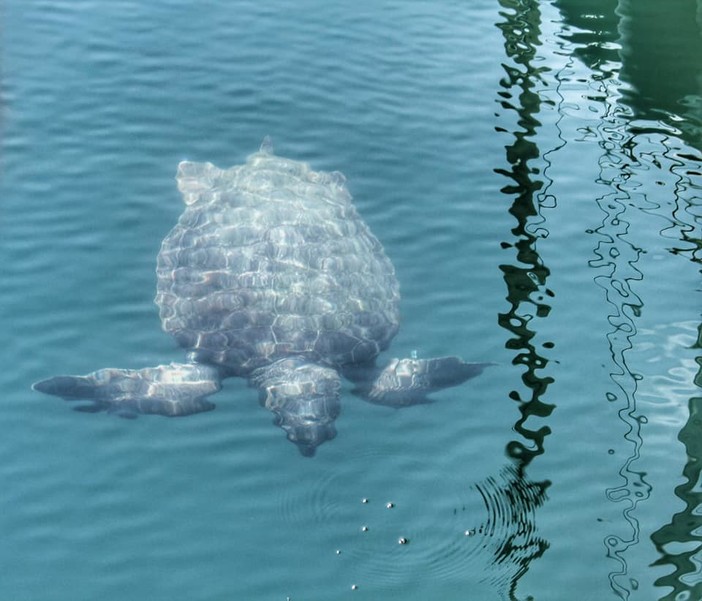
(1, 1), (700, 600)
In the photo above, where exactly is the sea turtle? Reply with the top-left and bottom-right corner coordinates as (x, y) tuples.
(33, 140), (489, 455)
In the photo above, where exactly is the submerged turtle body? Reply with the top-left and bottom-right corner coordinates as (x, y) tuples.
(156, 146), (399, 376)
(33, 142), (489, 456)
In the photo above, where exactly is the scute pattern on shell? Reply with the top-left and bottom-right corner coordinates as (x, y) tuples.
(155, 147), (401, 376)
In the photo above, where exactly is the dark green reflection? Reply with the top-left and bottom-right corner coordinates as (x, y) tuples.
(492, 1), (555, 596)
(618, 0), (702, 263)
(651, 325), (702, 601)
(617, 0), (702, 265)
(618, 0), (702, 151)
(495, 0), (555, 469)
(558, 0), (702, 152)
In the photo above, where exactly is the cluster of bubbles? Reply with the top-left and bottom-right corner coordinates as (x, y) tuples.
(333, 497), (412, 592)
(283, 490), (487, 600)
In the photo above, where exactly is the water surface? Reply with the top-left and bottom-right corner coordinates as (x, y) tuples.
(1, 1), (700, 599)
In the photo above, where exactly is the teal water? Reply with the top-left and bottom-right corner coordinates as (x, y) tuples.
(1, 1), (700, 600)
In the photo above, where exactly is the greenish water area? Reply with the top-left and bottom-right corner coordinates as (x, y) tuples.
(1, 1), (700, 599)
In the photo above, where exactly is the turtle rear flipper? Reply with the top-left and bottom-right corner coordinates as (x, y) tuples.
(361, 357), (492, 407)
(32, 363), (221, 417)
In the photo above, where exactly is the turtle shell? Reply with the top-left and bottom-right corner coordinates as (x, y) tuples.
(155, 146), (400, 376)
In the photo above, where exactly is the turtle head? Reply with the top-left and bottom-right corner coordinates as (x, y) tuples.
(252, 359), (341, 457)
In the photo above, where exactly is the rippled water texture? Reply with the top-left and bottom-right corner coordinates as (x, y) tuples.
(1, 1), (700, 600)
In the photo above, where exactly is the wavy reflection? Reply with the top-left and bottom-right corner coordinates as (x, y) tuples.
(617, 1), (702, 265)
(472, 465), (549, 598)
(490, 0), (556, 597)
(589, 115), (650, 601)
(495, 0), (556, 468)
(650, 324), (702, 599)
(554, 0), (702, 598)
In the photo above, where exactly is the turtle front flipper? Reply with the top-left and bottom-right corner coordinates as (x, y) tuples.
(357, 356), (492, 407)
(32, 363), (221, 417)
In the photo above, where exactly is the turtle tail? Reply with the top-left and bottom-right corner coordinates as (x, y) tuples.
(32, 363), (221, 418)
